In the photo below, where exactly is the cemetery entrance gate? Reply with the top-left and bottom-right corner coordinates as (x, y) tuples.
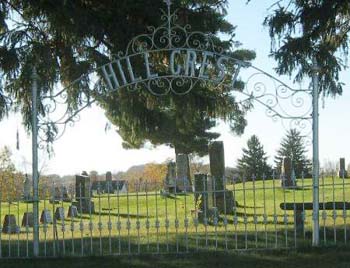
(0, 0), (332, 258)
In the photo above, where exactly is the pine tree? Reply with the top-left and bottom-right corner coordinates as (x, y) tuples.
(275, 129), (311, 178)
(237, 135), (271, 179)
(0, 0), (255, 156)
(262, 0), (350, 96)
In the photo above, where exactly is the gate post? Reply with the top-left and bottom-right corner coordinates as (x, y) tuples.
(312, 58), (320, 246)
(31, 67), (40, 256)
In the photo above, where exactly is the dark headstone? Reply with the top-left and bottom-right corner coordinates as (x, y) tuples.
(75, 172), (95, 213)
(339, 158), (348, 178)
(164, 162), (177, 193)
(176, 154), (192, 192)
(208, 141), (234, 213)
(194, 173), (210, 221)
(62, 186), (71, 202)
(40, 209), (53, 224)
(106, 171), (112, 182)
(23, 174), (31, 201)
(67, 205), (78, 218)
(21, 212), (34, 227)
(75, 173), (90, 201)
(281, 157), (296, 188)
(54, 207), (65, 221)
(2, 214), (18, 234)
(209, 141), (225, 190)
(105, 171), (113, 193)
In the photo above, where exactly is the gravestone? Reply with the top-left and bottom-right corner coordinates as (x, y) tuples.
(339, 158), (348, 178)
(164, 162), (177, 193)
(40, 209), (53, 224)
(67, 205), (78, 218)
(105, 171), (113, 193)
(281, 157), (296, 188)
(209, 141), (225, 190)
(2, 214), (18, 234)
(49, 187), (61, 204)
(54, 207), (65, 221)
(75, 171), (95, 213)
(176, 154), (192, 192)
(208, 141), (234, 213)
(194, 173), (210, 221)
(62, 186), (71, 202)
(23, 174), (31, 201)
(21, 212), (34, 227)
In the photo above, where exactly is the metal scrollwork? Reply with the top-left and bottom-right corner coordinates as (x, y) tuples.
(0, 0), (314, 148)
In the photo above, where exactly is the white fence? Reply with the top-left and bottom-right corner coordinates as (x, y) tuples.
(0, 173), (349, 258)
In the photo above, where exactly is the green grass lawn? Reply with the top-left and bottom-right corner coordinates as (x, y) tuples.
(0, 177), (349, 257)
(1, 247), (350, 268)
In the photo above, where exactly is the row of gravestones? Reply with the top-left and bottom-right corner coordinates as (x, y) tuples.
(280, 157), (348, 189)
(2, 172), (94, 234)
(1, 206), (79, 234)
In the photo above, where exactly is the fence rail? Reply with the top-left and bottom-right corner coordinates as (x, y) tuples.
(0, 173), (349, 258)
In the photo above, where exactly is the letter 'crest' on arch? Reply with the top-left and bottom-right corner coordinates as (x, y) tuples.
(97, 4), (251, 96)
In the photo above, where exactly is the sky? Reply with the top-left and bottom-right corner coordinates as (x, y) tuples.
(0, 0), (350, 176)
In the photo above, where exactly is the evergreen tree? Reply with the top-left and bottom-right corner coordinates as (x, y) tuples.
(0, 0), (255, 156)
(262, 0), (350, 96)
(237, 135), (271, 179)
(275, 129), (311, 178)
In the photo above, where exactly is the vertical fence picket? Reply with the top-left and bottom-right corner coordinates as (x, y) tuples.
(79, 183), (84, 256)
(116, 178), (121, 255)
(292, 176), (297, 248)
(0, 181), (2, 258)
(332, 173), (337, 244)
(16, 190), (19, 258)
(272, 171), (278, 248)
(243, 177), (248, 249)
(203, 176), (208, 249)
(26, 191), (30, 257)
(301, 172), (306, 241)
(233, 178), (238, 250)
(145, 180), (150, 252)
(262, 174), (268, 248)
(213, 176), (218, 251)
(282, 174), (288, 248)
(52, 183), (57, 257)
(155, 181), (160, 254)
(126, 181), (131, 255)
(97, 182), (102, 256)
(223, 176), (228, 252)
(322, 173), (327, 245)
(136, 180), (140, 254)
(7, 182), (11, 258)
(88, 181), (93, 255)
(252, 175), (258, 248)
(341, 171), (347, 244)
(60, 186), (66, 256)
(107, 180), (112, 255)
(174, 179), (179, 253)
(164, 181), (169, 253)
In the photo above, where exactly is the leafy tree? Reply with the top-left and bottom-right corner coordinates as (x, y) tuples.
(275, 129), (311, 178)
(0, 0), (255, 157)
(142, 163), (168, 187)
(0, 146), (23, 201)
(237, 135), (271, 179)
(262, 0), (350, 95)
